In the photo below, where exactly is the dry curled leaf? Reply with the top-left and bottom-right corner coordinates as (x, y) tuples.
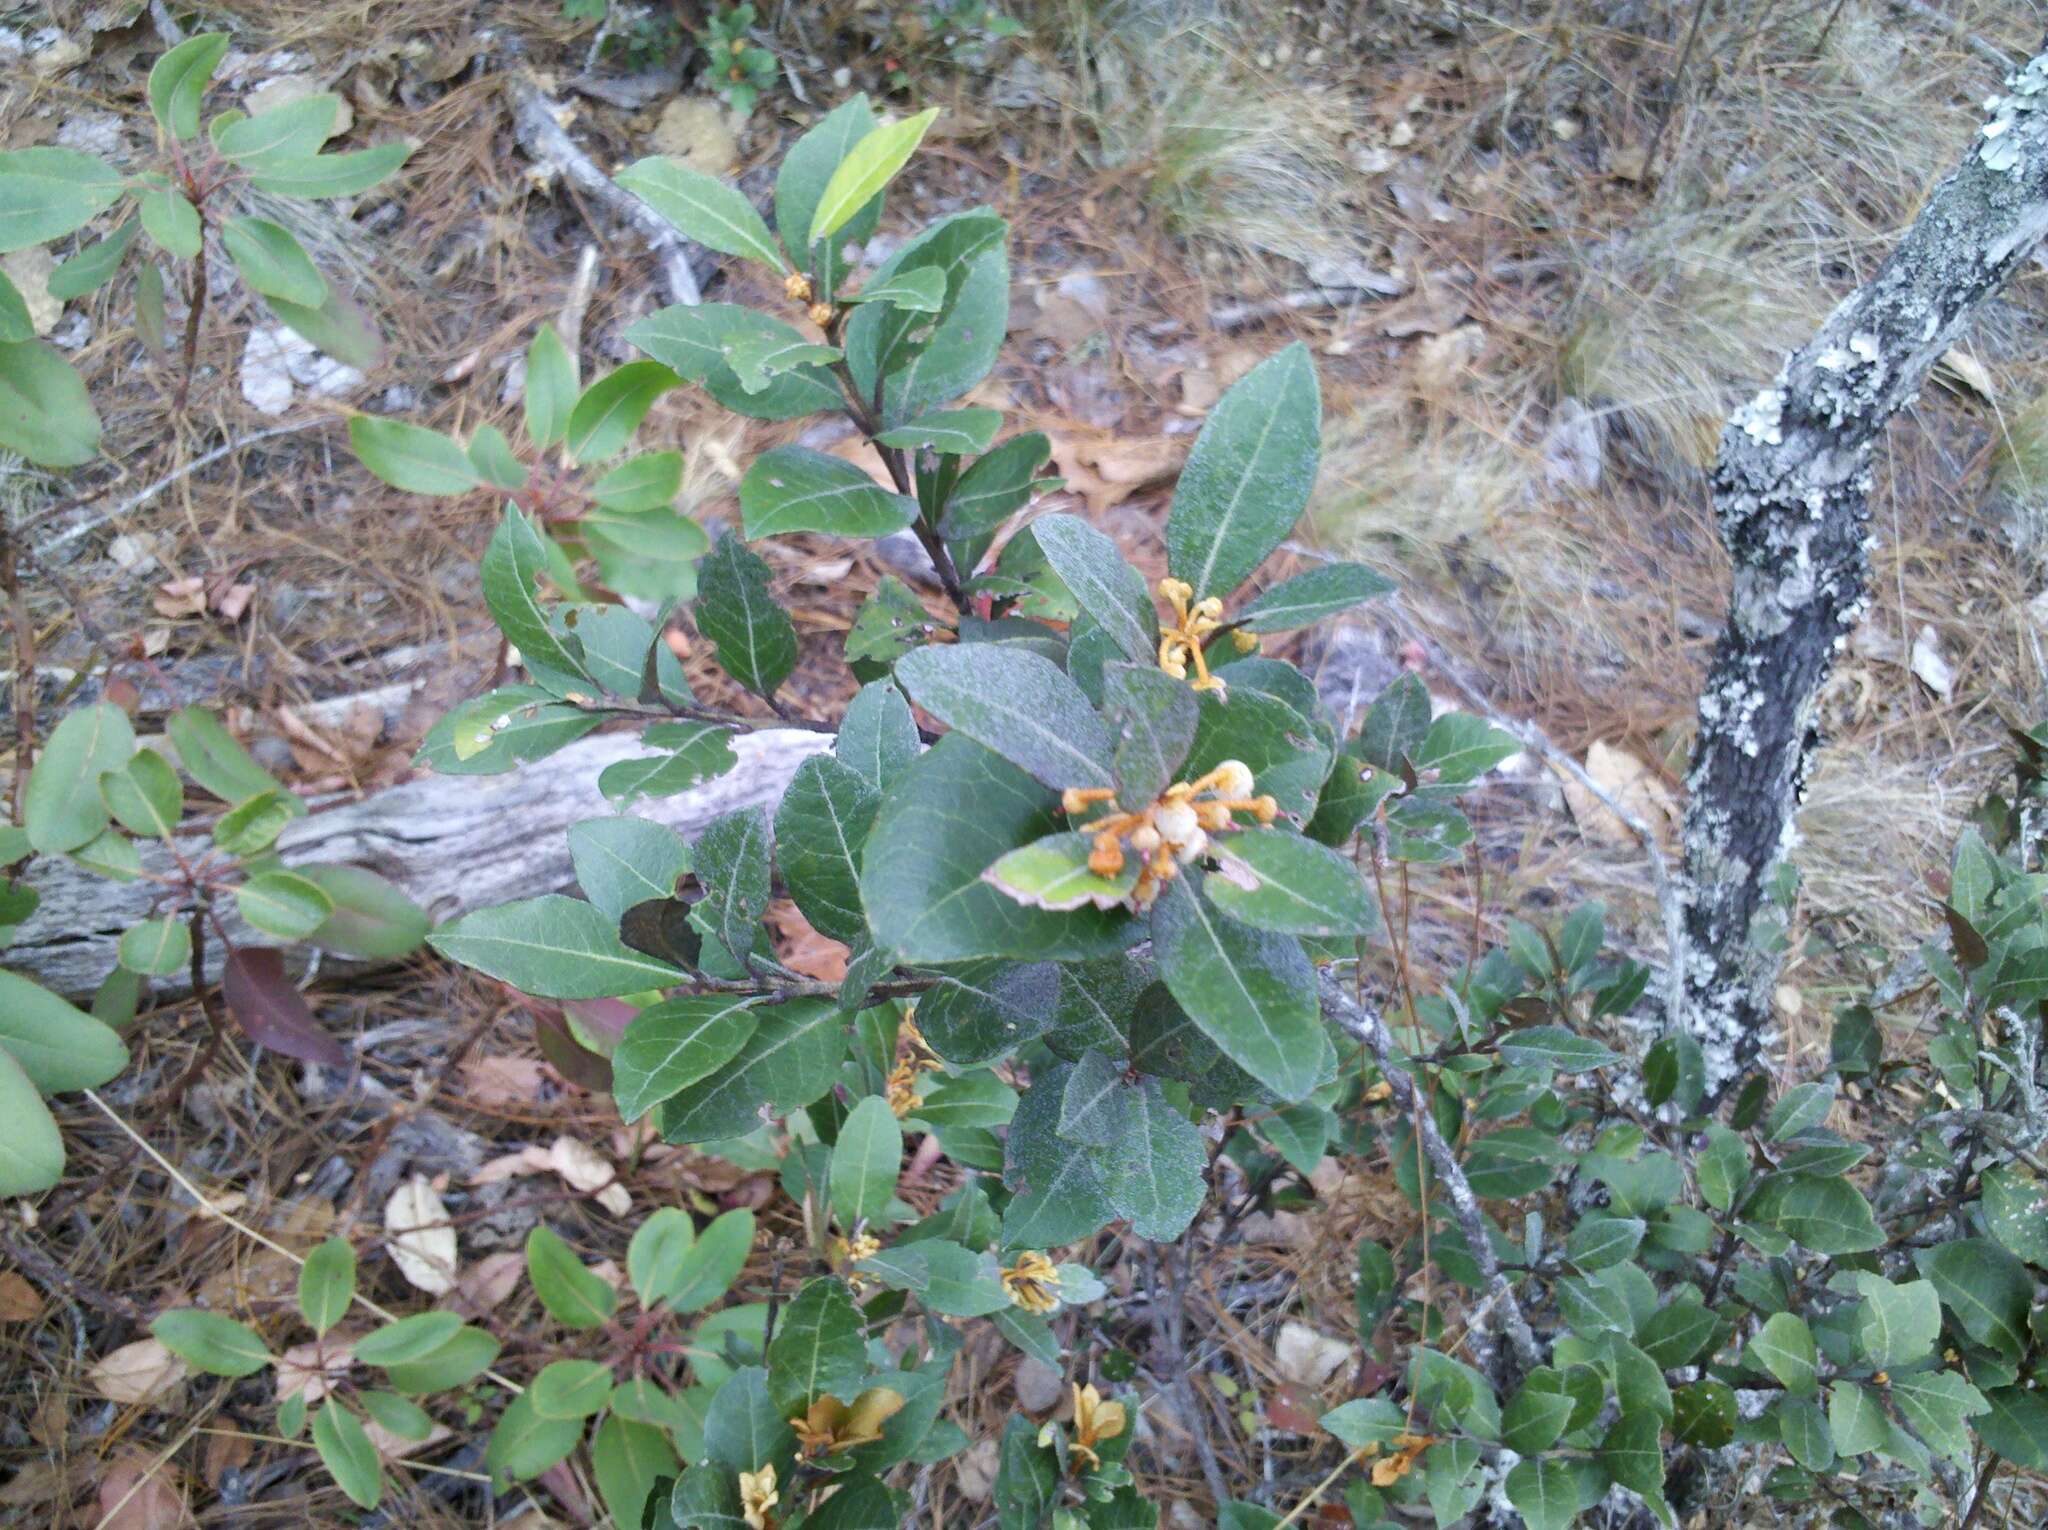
(275, 1338), (353, 1404)
(548, 1135), (631, 1215)
(1560, 740), (1681, 849)
(88, 1338), (188, 1405)
(0, 1271), (41, 1322)
(97, 1453), (188, 1530)
(383, 1175), (459, 1295)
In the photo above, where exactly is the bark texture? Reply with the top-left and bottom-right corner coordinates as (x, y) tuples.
(1679, 54), (2048, 1092)
(14, 728), (830, 999)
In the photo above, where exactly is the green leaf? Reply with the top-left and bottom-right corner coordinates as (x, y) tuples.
(1497, 1025), (1621, 1073)
(295, 864), (430, 959)
(1671, 1379), (1737, 1447)
(938, 431), (1054, 539)
(1828, 1381), (1887, 1456)
(704, 1366), (797, 1475)
(1891, 1368), (1987, 1466)
(1412, 712), (1520, 786)
(613, 997), (761, 1123)
(1697, 1124), (1748, 1212)
(844, 209), (1007, 427)
(695, 535), (798, 699)
(141, 186), (202, 259)
(378, 1324), (500, 1393)
(767, 1276), (866, 1414)
(0, 338), (101, 467)
(486, 1391), (584, 1485)
(532, 1357), (616, 1419)
(775, 94), (882, 284)
(570, 816), (692, 923)
(845, 268), (944, 312)
(69, 827), (140, 882)
(1205, 828), (1378, 937)
(983, 830), (1138, 912)
(100, 749), (182, 838)
(625, 1207), (697, 1308)
(1980, 1163), (2048, 1265)
(740, 446), (917, 540)
(1503, 1457), (1579, 1530)
(653, 1207), (755, 1312)
(626, 301), (840, 420)
(27, 702), (133, 856)
(837, 680), (920, 794)
(619, 158), (786, 270)
(236, 869), (333, 939)
(221, 215), (327, 305)
(1501, 1375), (1575, 1454)
(48, 217), (138, 300)
(694, 806), (772, 965)
(527, 1224), (618, 1329)
(524, 322), (579, 449)
(1747, 1174), (1883, 1255)
(428, 894), (686, 998)
(355, 1310), (467, 1367)
(151, 1309), (271, 1376)
(909, 1070), (1018, 1131)
(591, 450), (683, 512)
(0, 147), (125, 253)
(213, 94), (342, 165)
(349, 415), (479, 496)
(1746, 1311), (1815, 1397)
(247, 142), (410, 198)
(896, 643), (1115, 792)
(777, 755), (881, 945)
(298, 1237), (355, 1337)
(1100, 663), (1197, 808)
(263, 284), (384, 369)
(0, 269), (29, 344)
(1600, 1411), (1667, 1515)
(1978, 1386), (2048, 1471)
(1097, 1075), (1206, 1240)
(844, 576), (934, 674)
(463, 423), (527, 491)
(597, 725), (738, 806)
(1152, 875), (1320, 1102)
(721, 326), (840, 394)
(1032, 515), (1157, 666)
(656, 1001), (846, 1142)
(0, 1050), (61, 1196)
(593, 1416), (679, 1530)
(118, 916), (191, 977)
(1320, 1396), (1408, 1450)
(1164, 343), (1321, 602)
(1236, 562), (1394, 632)
(875, 407), (1003, 455)
(312, 1402), (384, 1508)
(1916, 1239), (2032, 1358)
(481, 505), (589, 678)
(668, 1464), (749, 1528)
(810, 109), (939, 246)
(1566, 1214), (1646, 1273)
(359, 1390), (432, 1441)
(1764, 1080), (1833, 1142)
(1845, 1273), (1940, 1370)
(993, 1412), (1058, 1530)
(148, 33), (230, 139)
(161, 713), (274, 813)
(1778, 1396), (1834, 1472)
(567, 360), (682, 464)
(862, 735), (1133, 963)
(0, 970), (129, 1093)
(1003, 1065), (1116, 1247)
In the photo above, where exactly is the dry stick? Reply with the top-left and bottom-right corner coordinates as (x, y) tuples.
(506, 73), (703, 307)
(1643, 0), (1712, 179)
(1316, 973), (1543, 1376)
(0, 1216), (147, 1323)
(82, 1088), (525, 1394)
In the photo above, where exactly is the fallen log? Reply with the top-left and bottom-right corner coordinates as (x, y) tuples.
(13, 728), (832, 1000)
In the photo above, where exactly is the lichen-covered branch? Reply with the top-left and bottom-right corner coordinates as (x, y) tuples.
(1317, 971), (1544, 1378)
(1679, 52), (2048, 1095)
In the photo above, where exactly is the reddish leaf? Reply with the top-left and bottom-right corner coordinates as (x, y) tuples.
(537, 1007), (613, 1092)
(561, 996), (634, 1046)
(221, 947), (348, 1066)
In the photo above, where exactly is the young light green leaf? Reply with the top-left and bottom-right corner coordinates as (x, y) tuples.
(740, 446), (918, 540)
(354, 1310), (465, 1366)
(118, 915), (191, 977)
(47, 217), (138, 300)
(895, 643), (1115, 792)
(349, 416), (479, 496)
(312, 1402), (384, 1508)
(775, 94), (882, 279)
(213, 93), (342, 166)
(524, 321), (579, 449)
(152, 1309), (272, 1376)
(983, 830), (1139, 912)
(527, 1224), (619, 1329)
(298, 1237), (356, 1337)
(566, 360), (681, 464)
(26, 702), (134, 856)
(591, 450), (684, 512)
(1746, 1312), (1816, 1397)
(1205, 828), (1378, 938)
(1164, 343), (1321, 602)
(148, 33), (230, 140)
(626, 1206), (696, 1306)
(428, 894), (687, 998)
(809, 109), (939, 246)
(619, 157), (788, 270)
(236, 870), (334, 940)
(1151, 875), (1320, 1102)
(830, 1095), (903, 1231)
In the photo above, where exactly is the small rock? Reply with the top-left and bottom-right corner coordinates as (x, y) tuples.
(106, 533), (159, 572)
(244, 75), (353, 137)
(1013, 1356), (1063, 1413)
(1273, 1320), (1353, 1389)
(651, 96), (737, 176)
(55, 111), (125, 157)
(240, 328), (299, 416)
(0, 249), (62, 336)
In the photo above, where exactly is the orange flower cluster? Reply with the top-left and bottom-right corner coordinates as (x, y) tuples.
(1062, 760), (1278, 908)
(1156, 576), (1257, 695)
(884, 1013), (943, 1119)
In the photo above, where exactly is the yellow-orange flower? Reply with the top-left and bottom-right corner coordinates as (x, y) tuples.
(1069, 1382), (1127, 1473)
(1058, 760), (1280, 909)
(886, 1059), (926, 1118)
(739, 1462), (779, 1529)
(1156, 577), (1230, 695)
(789, 1387), (907, 1454)
(1369, 1432), (1434, 1487)
(1001, 1250), (1061, 1313)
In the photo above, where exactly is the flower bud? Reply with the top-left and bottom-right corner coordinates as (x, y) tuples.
(1088, 835), (1125, 877)
(1130, 823), (1162, 854)
(1175, 827), (1209, 862)
(1211, 760), (1255, 798)
(809, 301), (836, 329)
(785, 271), (814, 303)
(1154, 801), (1198, 844)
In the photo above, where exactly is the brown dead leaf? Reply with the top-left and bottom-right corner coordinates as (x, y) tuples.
(0, 1270), (41, 1321)
(201, 1424), (254, 1488)
(460, 1054), (552, 1107)
(153, 576), (207, 619)
(548, 1135), (630, 1215)
(97, 1454), (188, 1530)
(384, 1175), (459, 1294)
(364, 1414), (455, 1461)
(1378, 274), (1468, 339)
(1560, 741), (1681, 849)
(89, 1338), (188, 1405)
(452, 1249), (526, 1317)
(1047, 432), (1185, 515)
(275, 1338), (354, 1404)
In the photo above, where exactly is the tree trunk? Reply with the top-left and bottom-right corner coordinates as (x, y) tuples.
(1678, 55), (2048, 1092)
(13, 729), (830, 1000)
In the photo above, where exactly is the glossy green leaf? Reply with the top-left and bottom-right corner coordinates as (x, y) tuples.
(983, 830), (1138, 912)
(1100, 663), (1197, 808)
(830, 1094), (902, 1231)
(569, 816), (692, 923)
(655, 1002), (846, 1143)
(775, 94), (883, 285)
(937, 430), (1054, 539)
(767, 1276), (866, 1415)
(295, 864), (430, 960)
(48, 217), (138, 299)
(428, 894), (686, 999)
(776, 755), (881, 944)
(837, 680), (920, 794)
(613, 997), (761, 1123)
(740, 446), (917, 539)
(695, 535), (798, 699)
(1205, 828), (1377, 937)
(619, 157), (786, 270)
(597, 724), (738, 805)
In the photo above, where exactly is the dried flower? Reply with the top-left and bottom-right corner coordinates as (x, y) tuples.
(739, 1462), (779, 1529)
(1001, 1250), (1061, 1314)
(1156, 577), (1232, 695)
(1069, 1383), (1127, 1473)
(790, 1388), (906, 1454)
(886, 1059), (926, 1118)
(809, 301), (835, 329)
(784, 270), (813, 303)
(1370, 1432), (1434, 1487)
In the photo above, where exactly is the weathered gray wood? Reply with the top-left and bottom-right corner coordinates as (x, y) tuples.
(13, 728), (832, 999)
(1678, 54), (2048, 1093)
